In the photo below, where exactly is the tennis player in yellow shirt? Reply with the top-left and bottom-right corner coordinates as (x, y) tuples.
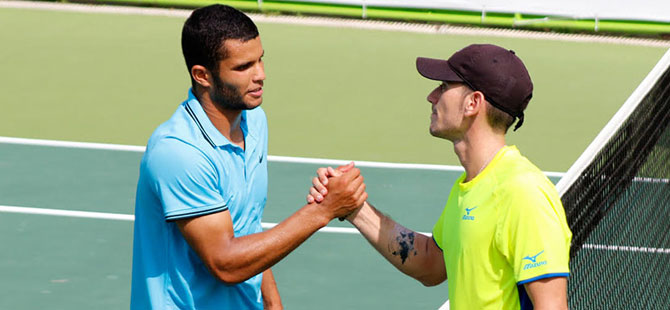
(308, 44), (572, 309)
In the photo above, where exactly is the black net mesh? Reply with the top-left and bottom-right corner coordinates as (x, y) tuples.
(561, 63), (670, 309)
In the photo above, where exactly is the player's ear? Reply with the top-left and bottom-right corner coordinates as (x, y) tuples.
(464, 90), (484, 116)
(191, 65), (212, 88)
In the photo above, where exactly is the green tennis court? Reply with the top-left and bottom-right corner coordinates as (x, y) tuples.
(0, 2), (667, 309)
(1, 5), (667, 171)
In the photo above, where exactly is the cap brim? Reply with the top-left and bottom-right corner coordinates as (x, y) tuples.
(416, 57), (463, 82)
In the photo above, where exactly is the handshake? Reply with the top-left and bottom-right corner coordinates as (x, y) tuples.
(305, 162), (368, 222)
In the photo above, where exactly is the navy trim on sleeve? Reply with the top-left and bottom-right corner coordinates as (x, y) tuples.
(165, 205), (228, 221)
(432, 235), (443, 251)
(517, 272), (569, 285)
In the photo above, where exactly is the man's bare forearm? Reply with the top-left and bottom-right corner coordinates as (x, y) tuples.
(348, 202), (446, 286)
(179, 203), (330, 284)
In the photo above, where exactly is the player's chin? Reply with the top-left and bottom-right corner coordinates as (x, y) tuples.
(429, 126), (449, 140)
(243, 96), (263, 110)
(429, 123), (441, 136)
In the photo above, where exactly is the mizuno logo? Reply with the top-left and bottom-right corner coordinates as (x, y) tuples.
(462, 206), (477, 221)
(523, 250), (544, 263)
(522, 250), (547, 270)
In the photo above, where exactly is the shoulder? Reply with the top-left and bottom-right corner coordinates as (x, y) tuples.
(146, 136), (209, 163)
(496, 169), (556, 201)
(495, 147), (552, 192)
(493, 155), (560, 213)
(145, 104), (193, 159)
(147, 101), (219, 152)
(142, 134), (218, 184)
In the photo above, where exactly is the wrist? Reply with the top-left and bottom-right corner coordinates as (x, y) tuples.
(303, 203), (332, 228)
(346, 201), (369, 226)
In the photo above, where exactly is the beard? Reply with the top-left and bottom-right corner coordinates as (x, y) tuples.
(209, 73), (257, 111)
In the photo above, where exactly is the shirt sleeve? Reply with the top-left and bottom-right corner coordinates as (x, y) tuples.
(432, 174), (465, 252)
(432, 206), (446, 251)
(495, 176), (571, 284)
(144, 138), (227, 221)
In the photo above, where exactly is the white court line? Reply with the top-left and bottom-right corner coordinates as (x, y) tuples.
(0, 205), (374, 235)
(1, 0), (669, 47)
(633, 176), (670, 184)
(0, 136), (565, 176)
(268, 155), (464, 172)
(0, 136), (146, 152)
(438, 300), (450, 310)
(0, 205), (135, 221)
(4, 205), (670, 254)
(581, 243), (670, 254)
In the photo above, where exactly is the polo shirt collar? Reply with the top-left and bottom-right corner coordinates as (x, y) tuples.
(185, 89), (250, 148)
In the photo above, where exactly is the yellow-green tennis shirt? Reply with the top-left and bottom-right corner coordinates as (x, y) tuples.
(432, 146), (571, 310)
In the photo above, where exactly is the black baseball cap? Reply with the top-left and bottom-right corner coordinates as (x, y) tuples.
(416, 44), (533, 131)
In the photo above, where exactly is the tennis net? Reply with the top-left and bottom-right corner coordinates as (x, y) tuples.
(556, 48), (670, 309)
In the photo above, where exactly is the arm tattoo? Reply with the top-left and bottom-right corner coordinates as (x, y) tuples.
(389, 225), (418, 264)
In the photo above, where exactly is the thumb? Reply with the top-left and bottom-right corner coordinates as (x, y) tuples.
(327, 166), (344, 177)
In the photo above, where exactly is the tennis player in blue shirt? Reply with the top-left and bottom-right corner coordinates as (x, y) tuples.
(130, 5), (368, 309)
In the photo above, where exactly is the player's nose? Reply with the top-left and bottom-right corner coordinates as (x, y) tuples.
(254, 62), (266, 82)
(427, 86), (441, 104)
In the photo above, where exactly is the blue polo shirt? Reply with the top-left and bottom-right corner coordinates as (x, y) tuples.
(131, 90), (268, 310)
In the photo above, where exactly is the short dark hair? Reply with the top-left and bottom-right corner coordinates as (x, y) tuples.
(181, 4), (259, 85)
(454, 85), (515, 133)
(486, 102), (515, 133)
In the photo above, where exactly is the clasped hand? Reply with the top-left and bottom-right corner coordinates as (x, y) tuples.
(306, 162), (366, 221)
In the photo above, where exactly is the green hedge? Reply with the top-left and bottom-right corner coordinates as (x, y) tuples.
(81, 0), (670, 36)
